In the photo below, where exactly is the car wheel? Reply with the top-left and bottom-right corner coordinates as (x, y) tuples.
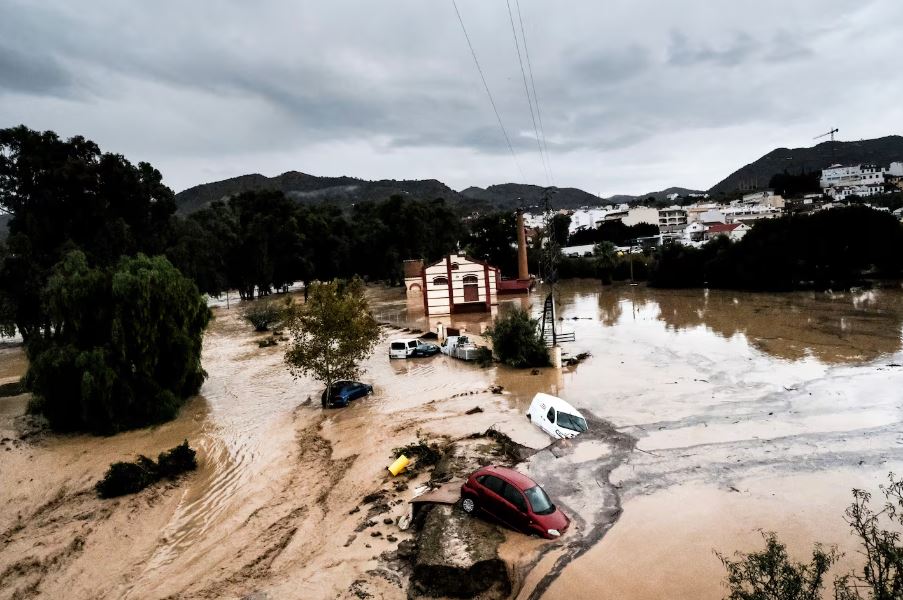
(461, 496), (476, 514)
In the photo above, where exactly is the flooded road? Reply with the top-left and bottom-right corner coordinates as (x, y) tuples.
(1, 280), (902, 598)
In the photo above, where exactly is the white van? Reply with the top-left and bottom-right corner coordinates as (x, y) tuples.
(389, 338), (440, 359)
(527, 393), (588, 439)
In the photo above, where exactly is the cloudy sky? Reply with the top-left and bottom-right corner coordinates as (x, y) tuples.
(1, 0), (901, 196)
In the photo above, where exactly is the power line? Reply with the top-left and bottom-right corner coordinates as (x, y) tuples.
(451, 0), (525, 182)
(514, 0), (553, 185)
(506, 0), (550, 185)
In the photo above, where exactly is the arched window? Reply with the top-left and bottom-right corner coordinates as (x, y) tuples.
(432, 276), (448, 286)
(408, 283), (422, 293)
(462, 275), (479, 284)
(450, 262), (460, 270)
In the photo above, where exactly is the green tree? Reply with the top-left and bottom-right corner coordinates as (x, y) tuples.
(550, 213), (571, 247)
(463, 212), (518, 276)
(27, 251), (210, 434)
(284, 279), (380, 407)
(0, 126), (175, 342)
(486, 307), (550, 368)
(716, 531), (839, 600)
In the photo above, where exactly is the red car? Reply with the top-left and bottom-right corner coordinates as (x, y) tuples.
(460, 465), (570, 539)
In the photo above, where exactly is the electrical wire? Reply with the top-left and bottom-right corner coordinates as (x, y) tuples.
(514, 0), (553, 185)
(451, 0), (525, 182)
(506, 0), (550, 185)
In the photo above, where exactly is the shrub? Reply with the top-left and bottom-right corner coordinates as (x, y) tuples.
(242, 299), (284, 332)
(716, 531), (839, 600)
(95, 457), (159, 498)
(486, 307), (550, 368)
(95, 441), (197, 498)
(156, 440), (198, 478)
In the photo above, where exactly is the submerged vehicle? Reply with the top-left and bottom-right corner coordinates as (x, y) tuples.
(460, 465), (570, 539)
(389, 338), (441, 359)
(321, 380), (373, 408)
(440, 335), (481, 361)
(527, 393), (588, 439)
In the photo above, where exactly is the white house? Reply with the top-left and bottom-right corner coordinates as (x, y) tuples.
(404, 254), (499, 316)
(705, 222), (750, 241)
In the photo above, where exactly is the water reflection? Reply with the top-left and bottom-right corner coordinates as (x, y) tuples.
(371, 280), (903, 365)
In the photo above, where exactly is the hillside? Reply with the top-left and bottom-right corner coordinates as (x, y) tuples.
(459, 183), (610, 210)
(175, 171), (468, 214)
(605, 187), (706, 204)
(709, 135), (903, 195)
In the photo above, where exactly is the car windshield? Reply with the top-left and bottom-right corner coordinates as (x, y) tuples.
(557, 411), (587, 432)
(524, 485), (555, 515)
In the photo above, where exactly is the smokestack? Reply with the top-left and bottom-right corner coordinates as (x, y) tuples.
(516, 209), (529, 280)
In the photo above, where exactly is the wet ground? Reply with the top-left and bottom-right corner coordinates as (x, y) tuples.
(1, 280), (902, 599)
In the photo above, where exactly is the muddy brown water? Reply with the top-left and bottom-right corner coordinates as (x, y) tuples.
(1, 280), (902, 599)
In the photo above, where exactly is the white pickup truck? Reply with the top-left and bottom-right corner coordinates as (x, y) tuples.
(440, 335), (482, 361)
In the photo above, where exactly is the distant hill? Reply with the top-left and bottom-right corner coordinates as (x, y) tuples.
(605, 187), (706, 204)
(459, 183), (609, 211)
(175, 171), (468, 214)
(709, 135), (903, 195)
(174, 171), (626, 215)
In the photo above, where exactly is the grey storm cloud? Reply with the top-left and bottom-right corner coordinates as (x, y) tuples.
(0, 0), (900, 194)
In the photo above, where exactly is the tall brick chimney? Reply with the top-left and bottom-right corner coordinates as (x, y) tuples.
(516, 210), (529, 280)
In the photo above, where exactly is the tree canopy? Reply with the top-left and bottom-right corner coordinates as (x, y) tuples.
(27, 252), (210, 434)
(283, 279), (380, 406)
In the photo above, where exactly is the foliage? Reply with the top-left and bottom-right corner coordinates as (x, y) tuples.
(463, 212), (519, 276)
(27, 252), (210, 434)
(0, 126), (175, 342)
(166, 192), (462, 296)
(156, 440), (199, 479)
(716, 531), (840, 600)
(242, 298), (287, 332)
(486, 307), (550, 368)
(95, 441), (197, 498)
(649, 207), (903, 291)
(549, 213), (571, 247)
(569, 220), (659, 247)
(350, 195), (463, 284)
(834, 472), (903, 599)
(768, 170), (822, 198)
(284, 278), (381, 406)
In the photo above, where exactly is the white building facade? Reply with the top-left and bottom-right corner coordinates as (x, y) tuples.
(406, 254), (499, 316)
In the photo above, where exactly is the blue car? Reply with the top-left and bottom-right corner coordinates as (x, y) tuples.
(321, 380), (373, 408)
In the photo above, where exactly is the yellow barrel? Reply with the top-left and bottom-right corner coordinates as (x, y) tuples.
(388, 455), (410, 476)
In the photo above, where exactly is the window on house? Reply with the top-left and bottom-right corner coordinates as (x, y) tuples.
(462, 275), (479, 284)
(432, 277), (448, 286)
(450, 262), (459, 270)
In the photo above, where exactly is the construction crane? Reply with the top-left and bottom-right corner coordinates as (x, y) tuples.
(814, 128), (839, 164)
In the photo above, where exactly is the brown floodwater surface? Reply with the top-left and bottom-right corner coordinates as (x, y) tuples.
(1, 281), (902, 599)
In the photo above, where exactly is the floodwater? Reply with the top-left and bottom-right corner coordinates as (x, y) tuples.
(1, 280), (902, 599)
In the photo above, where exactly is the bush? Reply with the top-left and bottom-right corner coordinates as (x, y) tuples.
(26, 252), (210, 434)
(486, 308), (550, 368)
(717, 531), (839, 600)
(242, 299), (285, 332)
(156, 440), (198, 478)
(95, 441), (197, 498)
(95, 457), (159, 498)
